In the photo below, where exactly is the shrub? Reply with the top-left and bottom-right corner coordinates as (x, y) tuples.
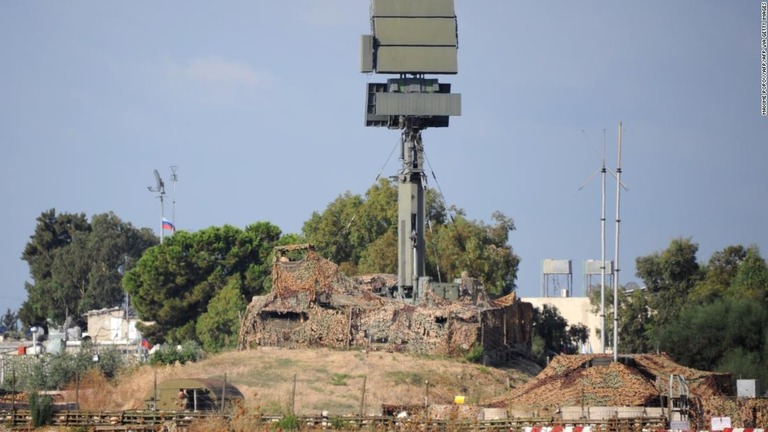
(149, 340), (205, 366)
(29, 392), (53, 427)
(275, 414), (299, 431)
(464, 344), (484, 363)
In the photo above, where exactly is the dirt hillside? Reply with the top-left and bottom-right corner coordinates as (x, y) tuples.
(81, 347), (537, 416)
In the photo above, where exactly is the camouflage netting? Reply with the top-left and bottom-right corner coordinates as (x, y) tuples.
(237, 244), (534, 362)
(490, 354), (732, 410)
(697, 397), (768, 428)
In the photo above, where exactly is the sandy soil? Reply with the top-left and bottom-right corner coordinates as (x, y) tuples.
(74, 346), (535, 416)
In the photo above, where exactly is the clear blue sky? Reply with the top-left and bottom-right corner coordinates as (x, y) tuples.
(1, 2), (766, 312)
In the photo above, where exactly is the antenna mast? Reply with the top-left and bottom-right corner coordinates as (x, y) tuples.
(170, 166), (178, 227)
(362, 0), (461, 302)
(600, 130), (607, 354)
(148, 169), (166, 243)
(577, 129), (609, 353)
(613, 122), (623, 362)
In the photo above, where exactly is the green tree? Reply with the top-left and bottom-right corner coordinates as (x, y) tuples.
(730, 246), (768, 301)
(688, 245), (746, 303)
(304, 179), (519, 294)
(531, 304), (586, 360)
(588, 285), (652, 353)
(635, 237), (702, 344)
(1, 308), (18, 331)
(428, 211), (519, 294)
(303, 191), (365, 270)
(124, 222), (280, 344)
(20, 209), (89, 326)
(658, 297), (768, 379)
(20, 210), (156, 327)
(196, 278), (247, 352)
(618, 288), (653, 353)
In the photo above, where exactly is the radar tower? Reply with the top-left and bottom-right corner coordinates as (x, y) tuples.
(361, 0), (461, 302)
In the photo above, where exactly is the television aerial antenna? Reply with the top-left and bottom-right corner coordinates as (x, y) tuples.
(147, 169), (167, 243)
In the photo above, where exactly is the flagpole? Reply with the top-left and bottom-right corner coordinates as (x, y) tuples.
(160, 193), (165, 244)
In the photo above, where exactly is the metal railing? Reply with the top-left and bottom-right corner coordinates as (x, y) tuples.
(0, 408), (667, 431)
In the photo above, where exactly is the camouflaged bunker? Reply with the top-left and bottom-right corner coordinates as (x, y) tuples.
(146, 378), (244, 412)
(237, 244), (534, 365)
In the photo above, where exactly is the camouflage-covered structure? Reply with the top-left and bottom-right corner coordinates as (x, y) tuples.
(146, 378), (244, 411)
(237, 244), (534, 364)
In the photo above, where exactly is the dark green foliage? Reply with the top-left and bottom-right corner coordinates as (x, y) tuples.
(303, 178), (520, 295)
(658, 297), (768, 371)
(276, 414), (299, 430)
(124, 222), (280, 344)
(531, 305), (588, 361)
(149, 340), (205, 366)
(1, 343), (128, 393)
(29, 392), (53, 427)
(94, 347), (128, 379)
(588, 286), (653, 353)
(689, 245), (747, 303)
(731, 247), (768, 301)
(463, 344), (485, 363)
(20, 209), (156, 327)
(1, 308), (18, 332)
(196, 278), (247, 352)
(636, 237), (702, 342)
(628, 242), (768, 389)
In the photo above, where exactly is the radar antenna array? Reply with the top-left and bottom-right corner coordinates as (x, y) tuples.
(361, 0), (461, 302)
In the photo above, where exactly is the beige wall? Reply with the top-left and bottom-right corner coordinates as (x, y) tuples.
(85, 308), (141, 345)
(522, 296), (603, 353)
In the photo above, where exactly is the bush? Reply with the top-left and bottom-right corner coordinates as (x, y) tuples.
(29, 392), (53, 427)
(275, 414), (299, 431)
(149, 340), (205, 366)
(464, 344), (484, 363)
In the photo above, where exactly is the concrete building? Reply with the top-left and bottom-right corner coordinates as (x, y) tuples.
(522, 296), (602, 353)
(83, 307), (145, 346)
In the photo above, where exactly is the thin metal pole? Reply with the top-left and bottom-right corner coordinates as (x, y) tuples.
(613, 122), (623, 362)
(290, 374), (297, 415)
(600, 130), (607, 354)
(160, 194), (165, 244)
(153, 369), (157, 410)
(360, 375), (367, 417)
(221, 373), (227, 413)
(170, 166), (178, 226)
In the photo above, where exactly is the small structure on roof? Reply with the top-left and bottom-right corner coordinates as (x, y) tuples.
(146, 378), (244, 412)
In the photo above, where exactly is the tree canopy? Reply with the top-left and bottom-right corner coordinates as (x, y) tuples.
(20, 209), (156, 328)
(593, 239), (768, 387)
(123, 222), (281, 344)
(303, 178), (520, 295)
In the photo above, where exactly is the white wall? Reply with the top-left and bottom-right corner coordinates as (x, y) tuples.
(523, 296), (603, 353)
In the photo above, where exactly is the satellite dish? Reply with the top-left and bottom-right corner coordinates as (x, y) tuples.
(148, 169), (165, 194)
(154, 169), (165, 193)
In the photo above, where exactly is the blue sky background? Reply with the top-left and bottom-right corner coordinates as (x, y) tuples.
(1, 1), (766, 312)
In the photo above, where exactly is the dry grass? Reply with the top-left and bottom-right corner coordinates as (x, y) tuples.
(75, 347), (534, 416)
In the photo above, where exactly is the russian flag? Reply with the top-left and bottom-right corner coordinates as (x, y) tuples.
(162, 218), (176, 232)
